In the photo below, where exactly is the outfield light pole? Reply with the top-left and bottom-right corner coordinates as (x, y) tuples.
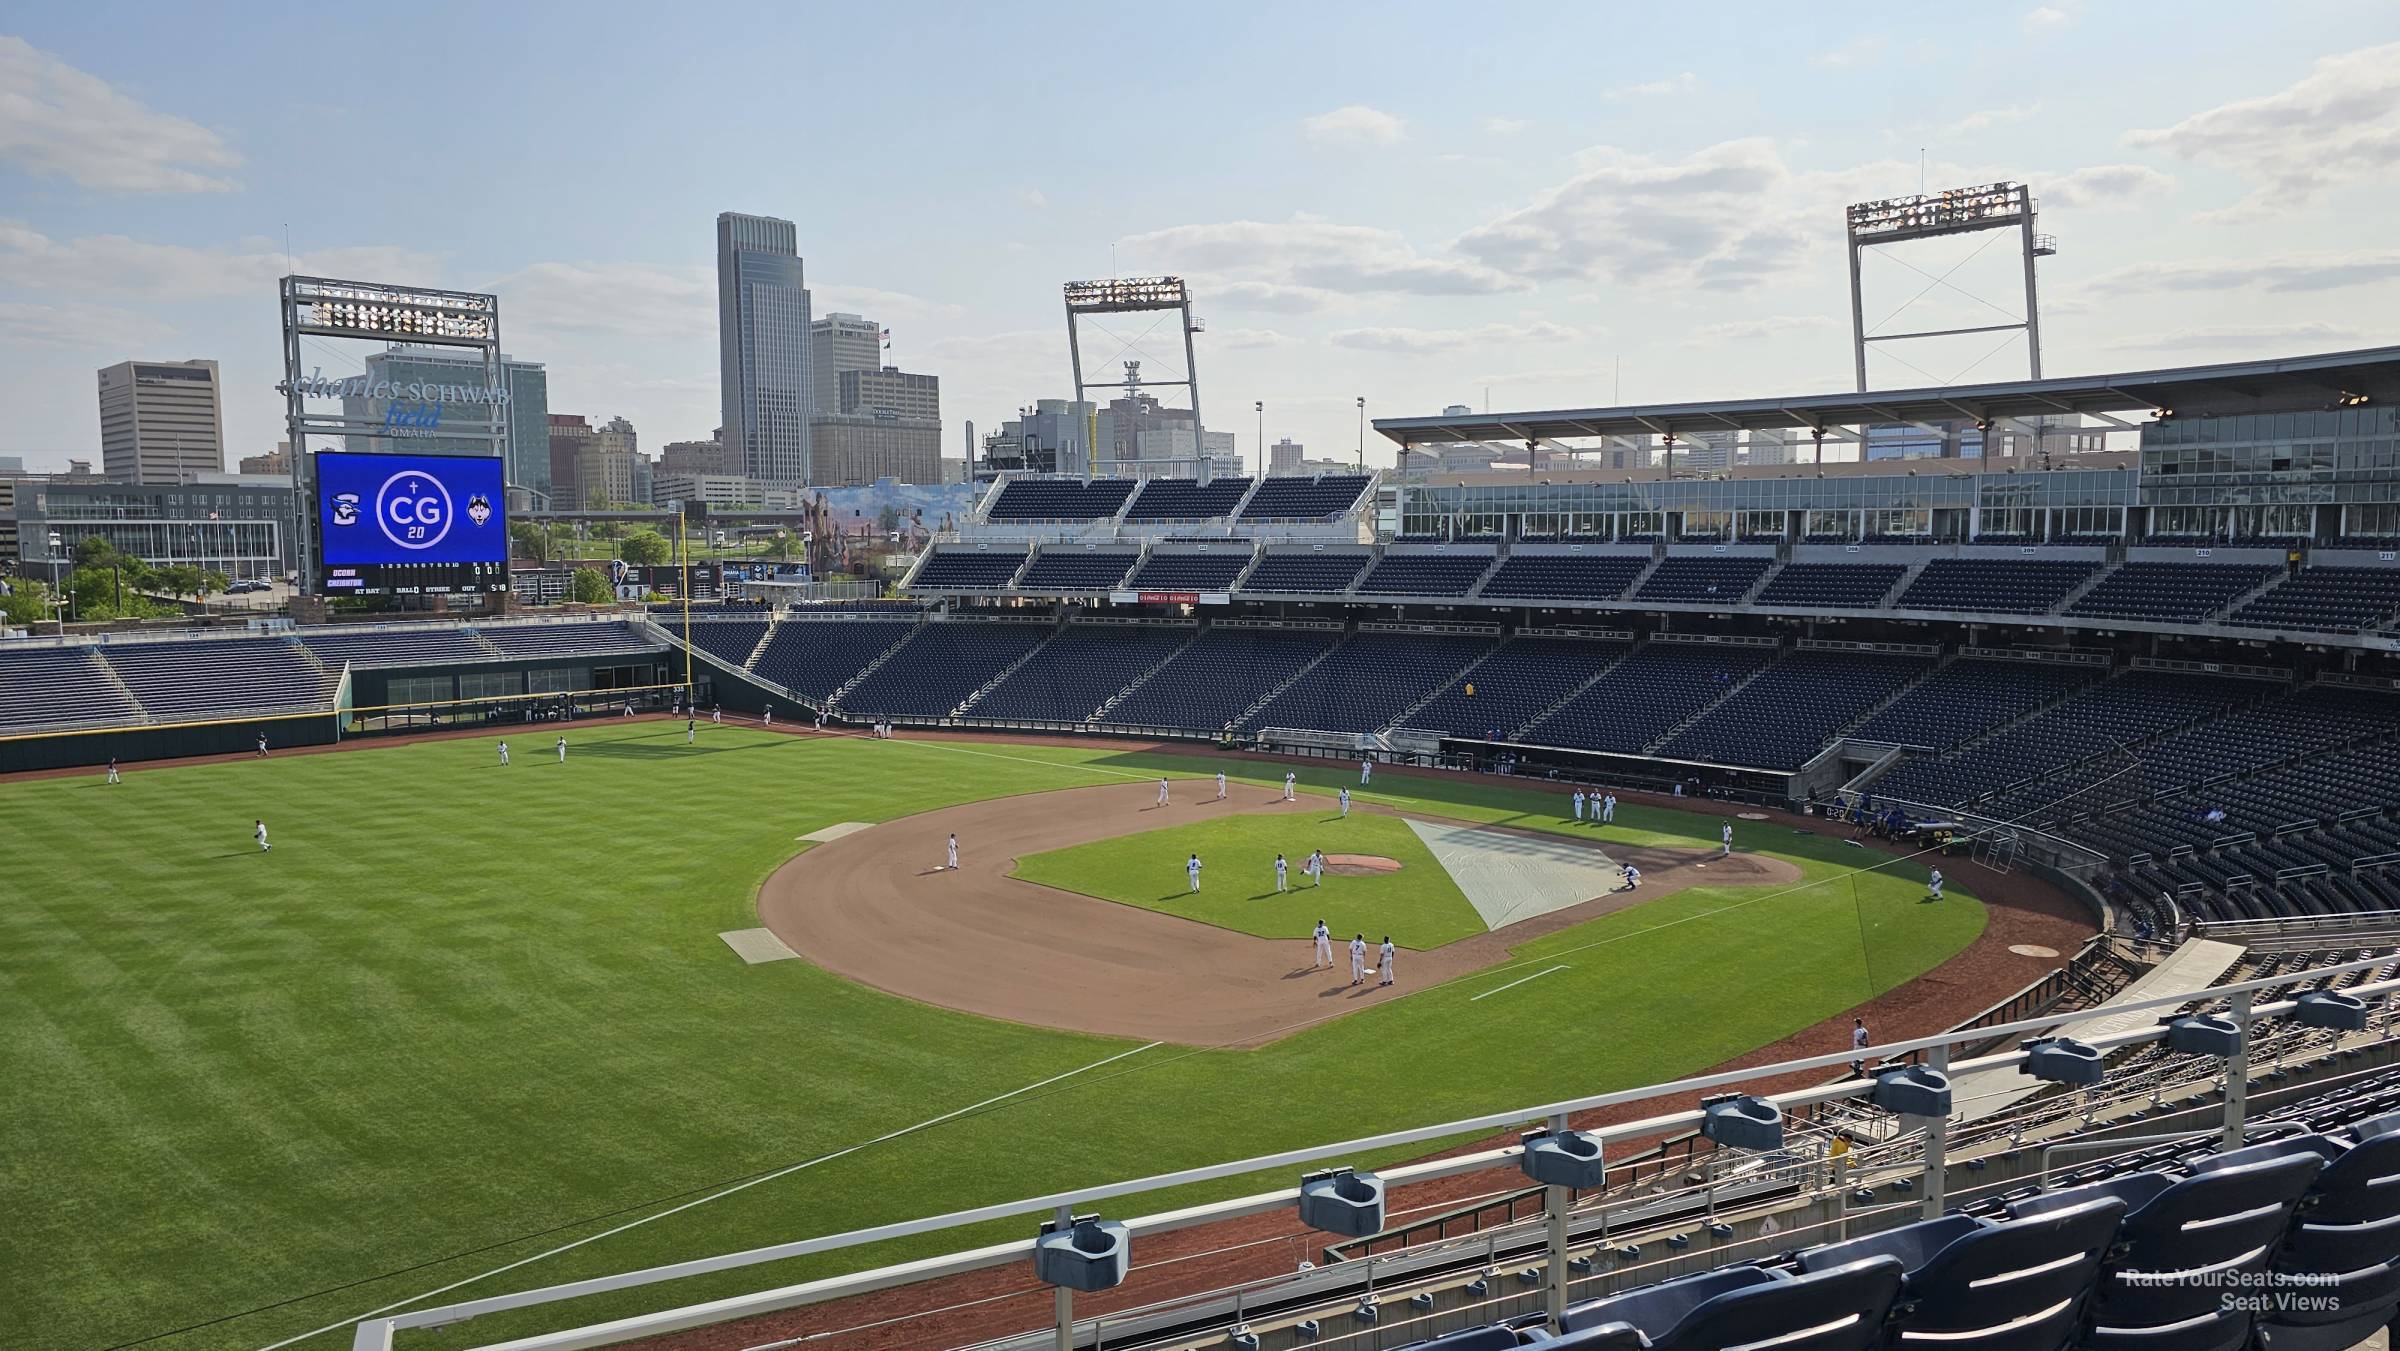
(1355, 395), (1366, 471)
(1254, 400), (1263, 477)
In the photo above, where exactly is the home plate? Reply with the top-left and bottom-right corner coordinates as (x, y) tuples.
(720, 928), (800, 964)
(798, 822), (874, 843)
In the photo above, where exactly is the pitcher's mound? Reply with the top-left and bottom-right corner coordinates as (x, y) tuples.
(1324, 854), (1401, 875)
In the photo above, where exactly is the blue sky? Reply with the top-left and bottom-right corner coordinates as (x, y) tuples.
(4, 2), (2398, 472)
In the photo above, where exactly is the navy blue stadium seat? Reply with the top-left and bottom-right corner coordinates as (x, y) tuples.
(1523, 641), (1779, 754)
(911, 547), (1026, 589)
(1656, 649), (1928, 770)
(677, 616), (770, 670)
(1558, 1257), (1904, 1351)
(1238, 474), (1372, 522)
(1097, 626), (1341, 732)
(1123, 550), (1250, 592)
(1123, 477), (1253, 522)
(1238, 632), (1490, 734)
(1895, 559), (2097, 613)
(1239, 550), (1371, 594)
(1016, 548), (1138, 592)
(102, 637), (337, 718)
(751, 619), (916, 699)
(2195, 1130), (2400, 1349)
(1632, 557), (1773, 605)
(983, 479), (1136, 523)
(477, 621), (662, 660)
(838, 622), (1055, 718)
(1848, 658), (2099, 753)
(299, 626), (505, 668)
(1477, 553), (1649, 602)
(1355, 551), (1497, 598)
(2227, 567), (2400, 633)
(968, 625), (1192, 722)
(2064, 563), (2273, 622)
(1403, 636), (1631, 740)
(1754, 563), (1906, 609)
(0, 645), (143, 729)
(1795, 1198), (2125, 1351)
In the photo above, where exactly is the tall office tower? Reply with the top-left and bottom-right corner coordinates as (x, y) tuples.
(97, 359), (224, 484)
(717, 212), (812, 484)
(810, 312), (883, 414)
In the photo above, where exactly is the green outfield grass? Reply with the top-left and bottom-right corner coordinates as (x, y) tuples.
(1013, 810), (1487, 946)
(0, 727), (1982, 1350)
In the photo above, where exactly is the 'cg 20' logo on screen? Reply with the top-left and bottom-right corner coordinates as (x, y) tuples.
(376, 472), (454, 550)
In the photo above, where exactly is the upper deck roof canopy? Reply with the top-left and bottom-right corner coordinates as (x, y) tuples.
(1373, 346), (2400, 448)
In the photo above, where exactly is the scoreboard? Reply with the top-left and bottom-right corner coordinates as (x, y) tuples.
(316, 451), (510, 596)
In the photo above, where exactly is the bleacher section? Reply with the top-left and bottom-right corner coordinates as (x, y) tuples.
(1236, 631), (1491, 734)
(1016, 549), (1139, 592)
(968, 625), (1192, 723)
(1122, 478), (1252, 522)
(1354, 551), (1496, 598)
(982, 478), (1136, 523)
(1631, 556), (1772, 604)
(1236, 474), (1372, 522)
(837, 622), (1055, 717)
(1477, 553), (1648, 603)
(1753, 562), (1905, 609)
(1894, 557), (2097, 613)
(298, 626), (502, 668)
(911, 547), (1027, 590)
(1123, 551), (1249, 592)
(679, 617), (771, 671)
(1097, 627), (1341, 732)
(1848, 657), (2100, 752)
(1238, 550), (1371, 594)
(477, 621), (661, 659)
(1875, 670), (2267, 809)
(1657, 649), (1929, 769)
(1402, 636), (1632, 740)
(1524, 641), (1781, 753)
(2063, 562), (2274, 622)
(2228, 566), (2400, 633)
(102, 638), (335, 719)
(750, 619), (917, 699)
(0, 646), (141, 729)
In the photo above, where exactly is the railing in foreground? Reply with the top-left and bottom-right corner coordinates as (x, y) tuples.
(349, 951), (2400, 1351)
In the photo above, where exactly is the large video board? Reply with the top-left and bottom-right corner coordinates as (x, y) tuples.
(316, 451), (510, 595)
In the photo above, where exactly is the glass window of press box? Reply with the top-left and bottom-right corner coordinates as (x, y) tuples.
(2140, 406), (2400, 506)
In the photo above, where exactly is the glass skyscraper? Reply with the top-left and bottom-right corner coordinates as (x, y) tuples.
(342, 347), (552, 504)
(717, 212), (812, 484)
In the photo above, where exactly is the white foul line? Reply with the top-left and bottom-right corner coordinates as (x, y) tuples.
(1470, 965), (1570, 1001)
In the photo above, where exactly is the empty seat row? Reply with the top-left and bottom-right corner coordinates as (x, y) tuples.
(1098, 627), (1341, 731)
(2228, 566), (2400, 633)
(836, 622), (1055, 718)
(1753, 563), (1905, 609)
(0, 646), (141, 730)
(1525, 642), (1779, 755)
(477, 621), (662, 659)
(982, 478), (1136, 522)
(1016, 549), (1138, 592)
(1478, 554), (1649, 602)
(102, 637), (335, 718)
(1632, 557), (1772, 605)
(298, 626), (506, 668)
(1239, 551), (1372, 594)
(911, 548), (1026, 589)
(1238, 474), (1373, 521)
(1356, 552), (1497, 597)
(967, 625), (1192, 722)
(750, 619), (916, 699)
(1657, 649), (1929, 769)
(1237, 632), (1491, 734)
(1122, 477), (1252, 522)
(1123, 551), (1250, 592)
(1402, 636), (1632, 741)
(2063, 561), (2273, 622)
(1894, 558), (2097, 613)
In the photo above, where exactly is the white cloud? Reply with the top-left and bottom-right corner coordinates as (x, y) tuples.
(2025, 5), (2071, 31)
(0, 300), (173, 350)
(2110, 321), (2366, 353)
(1682, 315), (1838, 344)
(494, 260), (713, 338)
(1605, 73), (1699, 101)
(2125, 43), (2400, 218)
(1811, 36), (1886, 69)
(2039, 163), (2178, 208)
(1303, 104), (1405, 144)
(0, 37), (242, 193)
(1481, 116), (1531, 134)
(1453, 138), (1815, 291)
(1208, 327), (1289, 349)
(1019, 187), (1048, 208)
(1947, 103), (2039, 134)
(2087, 248), (2400, 295)
(1203, 279), (1345, 313)
(1119, 216), (1525, 297)
(0, 222), (440, 300)
(1330, 320), (1581, 354)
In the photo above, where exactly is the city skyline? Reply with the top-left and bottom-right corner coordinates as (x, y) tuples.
(2, 5), (2398, 477)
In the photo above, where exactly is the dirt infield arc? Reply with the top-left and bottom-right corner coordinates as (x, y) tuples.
(758, 779), (1800, 1046)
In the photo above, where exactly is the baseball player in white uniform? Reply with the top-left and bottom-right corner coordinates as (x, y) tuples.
(555, 736), (567, 762)
(947, 834), (960, 870)
(1157, 777), (1172, 807)
(687, 720), (696, 745)
(254, 819), (271, 852)
(1216, 772), (1227, 801)
(1602, 793), (1617, 824)
(1573, 789), (1586, 822)
(1283, 772), (1296, 802)
(1308, 850), (1325, 887)
(1275, 854), (1289, 892)
(1186, 853), (1202, 892)
(1339, 787), (1351, 818)
(1314, 919), (1333, 968)
(1622, 864), (1641, 890)
(1378, 937), (1396, 987)
(1359, 759), (1372, 785)
(105, 757), (120, 784)
(1722, 822), (1734, 857)
(712, 706), (722, 725)
(1349, 933), (1368, 986)
(1929, 868), (1944, 900)
(498, 741), (510, 765)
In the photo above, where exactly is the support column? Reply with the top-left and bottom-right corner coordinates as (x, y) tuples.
(1053, 1204), (1075, 1351)
(1545, 1112), (1571, 1324)
(2225, 990), (2252, 1148)
(1922, 1043), (1950, 1219)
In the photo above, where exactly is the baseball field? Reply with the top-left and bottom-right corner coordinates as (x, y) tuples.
(2, 721), (2017, 1350)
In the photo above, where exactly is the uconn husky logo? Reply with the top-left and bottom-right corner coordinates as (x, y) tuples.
(374, 471), (455, 550)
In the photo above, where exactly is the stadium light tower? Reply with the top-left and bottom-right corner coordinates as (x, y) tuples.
(1063, 277), (1206, 479)
(1845, 181), (2054, 391)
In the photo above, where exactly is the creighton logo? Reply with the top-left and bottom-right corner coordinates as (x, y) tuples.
(374, 471), (454, 550)
(465, 494), (492, 528)
(330, 492), (362, 527)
